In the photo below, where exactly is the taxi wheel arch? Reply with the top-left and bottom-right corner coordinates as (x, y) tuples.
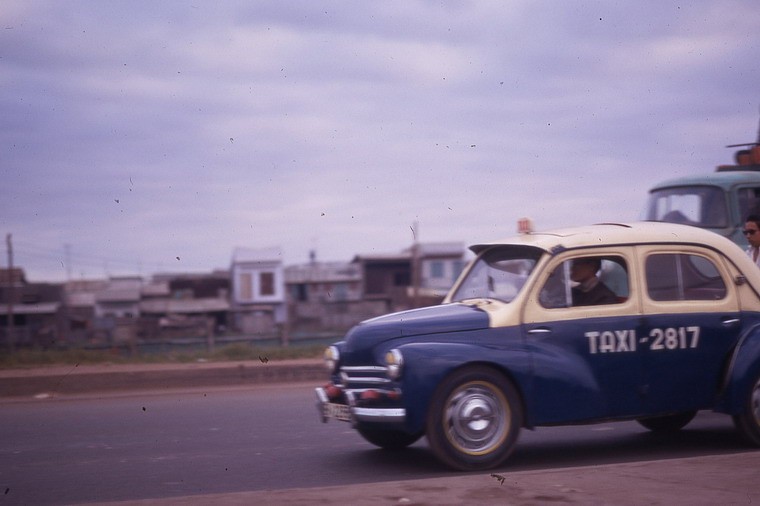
(356, 426), (423, 450)
(733, 370), (760, 446)
(426, 365), (522, 471)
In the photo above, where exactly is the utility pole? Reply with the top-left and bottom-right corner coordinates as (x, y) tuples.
(412, 221), (420, 308)
(6, 234), (15, 353)
(64, 243), (72, 280)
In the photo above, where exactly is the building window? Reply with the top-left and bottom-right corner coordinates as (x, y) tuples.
(394, 271), (411, 286)
(430, 261), (445, 279)
(260, 271), (275, 296)
(240, 272), (252, 300)
(334, 283), (348, 301)
(293, 284), (308, 302)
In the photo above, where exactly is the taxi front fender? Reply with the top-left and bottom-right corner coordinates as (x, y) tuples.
(395, 341), (532, 433)
(718, 323), (760, 414)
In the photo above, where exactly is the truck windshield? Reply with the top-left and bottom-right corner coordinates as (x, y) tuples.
(450, 247), (542, 303)
(644, 185), (728, 228)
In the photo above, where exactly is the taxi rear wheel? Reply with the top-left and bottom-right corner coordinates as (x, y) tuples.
(426, 366), (522, 471)
(733, 373), (760, 446)
(356, 426), (423, 450)
(636, 411), (696, 433)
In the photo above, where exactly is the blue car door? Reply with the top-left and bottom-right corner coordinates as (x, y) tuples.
(638, 247), (742, 414)
(522, 251), (643, 425)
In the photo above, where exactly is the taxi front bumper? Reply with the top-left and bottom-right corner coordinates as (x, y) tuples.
(315, 386), (406, 425)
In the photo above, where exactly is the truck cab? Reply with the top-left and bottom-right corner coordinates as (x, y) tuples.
(645, 130), (760, 248)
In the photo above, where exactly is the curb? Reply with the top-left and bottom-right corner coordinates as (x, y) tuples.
(0, 359), (325, 397)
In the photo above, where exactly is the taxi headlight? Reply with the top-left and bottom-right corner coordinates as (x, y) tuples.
(324, 345), (340, 374)
(385, 349), (404, 380)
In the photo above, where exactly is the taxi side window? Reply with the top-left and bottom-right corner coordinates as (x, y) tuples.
(645, 253), (727, 301)
(539, 256), (629, 309)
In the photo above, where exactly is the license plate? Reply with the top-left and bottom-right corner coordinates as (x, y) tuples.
(324, 402), (351, 422)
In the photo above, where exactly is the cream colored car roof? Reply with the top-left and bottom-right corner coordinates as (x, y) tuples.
(470, 221), (760, 294)
(452, 222), (760, 327)
(472, 221), (738, 253)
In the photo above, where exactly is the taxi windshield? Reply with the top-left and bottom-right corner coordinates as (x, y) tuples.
(450, 246), (542, 303)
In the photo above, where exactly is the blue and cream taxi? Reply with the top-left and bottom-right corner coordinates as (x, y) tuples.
(315, 222), (760, 470)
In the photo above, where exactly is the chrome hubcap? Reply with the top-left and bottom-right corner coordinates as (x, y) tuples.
(445, 382), (508, 454)
(751, 378), (760, 426)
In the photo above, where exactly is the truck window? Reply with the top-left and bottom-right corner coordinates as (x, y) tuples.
(738, 187), (760, 222)
(645, 186), (728, 228)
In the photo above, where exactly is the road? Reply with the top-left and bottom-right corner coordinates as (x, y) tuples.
(0, 382), (750, 505)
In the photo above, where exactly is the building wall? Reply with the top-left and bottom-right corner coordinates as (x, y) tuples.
(231, 262), (284, 305)
(234, 309), (277, 335)
(288, 299), (387, 333)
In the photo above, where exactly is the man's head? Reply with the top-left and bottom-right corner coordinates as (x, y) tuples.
(571, 257), (601, 283)
(745, 215), (760, 248)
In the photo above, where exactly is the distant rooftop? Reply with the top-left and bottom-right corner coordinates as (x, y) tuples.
(353, 242), (465, 262)
(285, 261), (361, 284)
(0, 268), (26, 286)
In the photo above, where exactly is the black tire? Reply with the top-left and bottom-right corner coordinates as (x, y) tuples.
(733, 373), (760, 446)
(637, 411), (697, 433)
(356, 426), (423, 450)
(426, 366), (522, 471)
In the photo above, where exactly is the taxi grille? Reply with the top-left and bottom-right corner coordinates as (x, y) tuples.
(339, 365), (390, 388)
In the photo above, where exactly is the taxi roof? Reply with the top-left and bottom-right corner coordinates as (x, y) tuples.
(470, 221), (741, 256)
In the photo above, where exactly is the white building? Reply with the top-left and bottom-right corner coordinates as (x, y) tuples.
(230, 246), (285, 334)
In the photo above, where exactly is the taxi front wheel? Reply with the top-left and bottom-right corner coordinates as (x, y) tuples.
(733, 373), (760, 446)
(426, 367), (522, 471)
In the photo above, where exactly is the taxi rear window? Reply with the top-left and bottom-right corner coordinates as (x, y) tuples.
(645, 254), (727, 301)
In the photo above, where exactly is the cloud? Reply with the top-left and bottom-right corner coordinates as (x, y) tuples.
(2, 0), (759, 281)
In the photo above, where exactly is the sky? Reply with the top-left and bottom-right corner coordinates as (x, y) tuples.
(2, 1), (759, 283)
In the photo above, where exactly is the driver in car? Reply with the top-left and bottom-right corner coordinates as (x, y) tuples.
(571, 257), (618, 306)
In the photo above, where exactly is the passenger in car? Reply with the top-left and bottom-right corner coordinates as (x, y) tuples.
(571, 257), (618, 306)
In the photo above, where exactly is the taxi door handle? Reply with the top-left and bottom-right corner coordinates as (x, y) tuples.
(721, 317), (740, 327)
(528, 327), (552, 335)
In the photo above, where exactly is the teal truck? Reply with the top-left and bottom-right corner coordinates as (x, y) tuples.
(644, 121), (760, 248)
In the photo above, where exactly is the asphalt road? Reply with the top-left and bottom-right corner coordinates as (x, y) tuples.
(0, 382), (750, 505)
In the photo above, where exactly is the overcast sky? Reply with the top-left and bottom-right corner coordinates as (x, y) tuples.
(2, 1), (759, 282)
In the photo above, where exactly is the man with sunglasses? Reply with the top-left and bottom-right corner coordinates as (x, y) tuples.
(744, 214), (760, 267)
